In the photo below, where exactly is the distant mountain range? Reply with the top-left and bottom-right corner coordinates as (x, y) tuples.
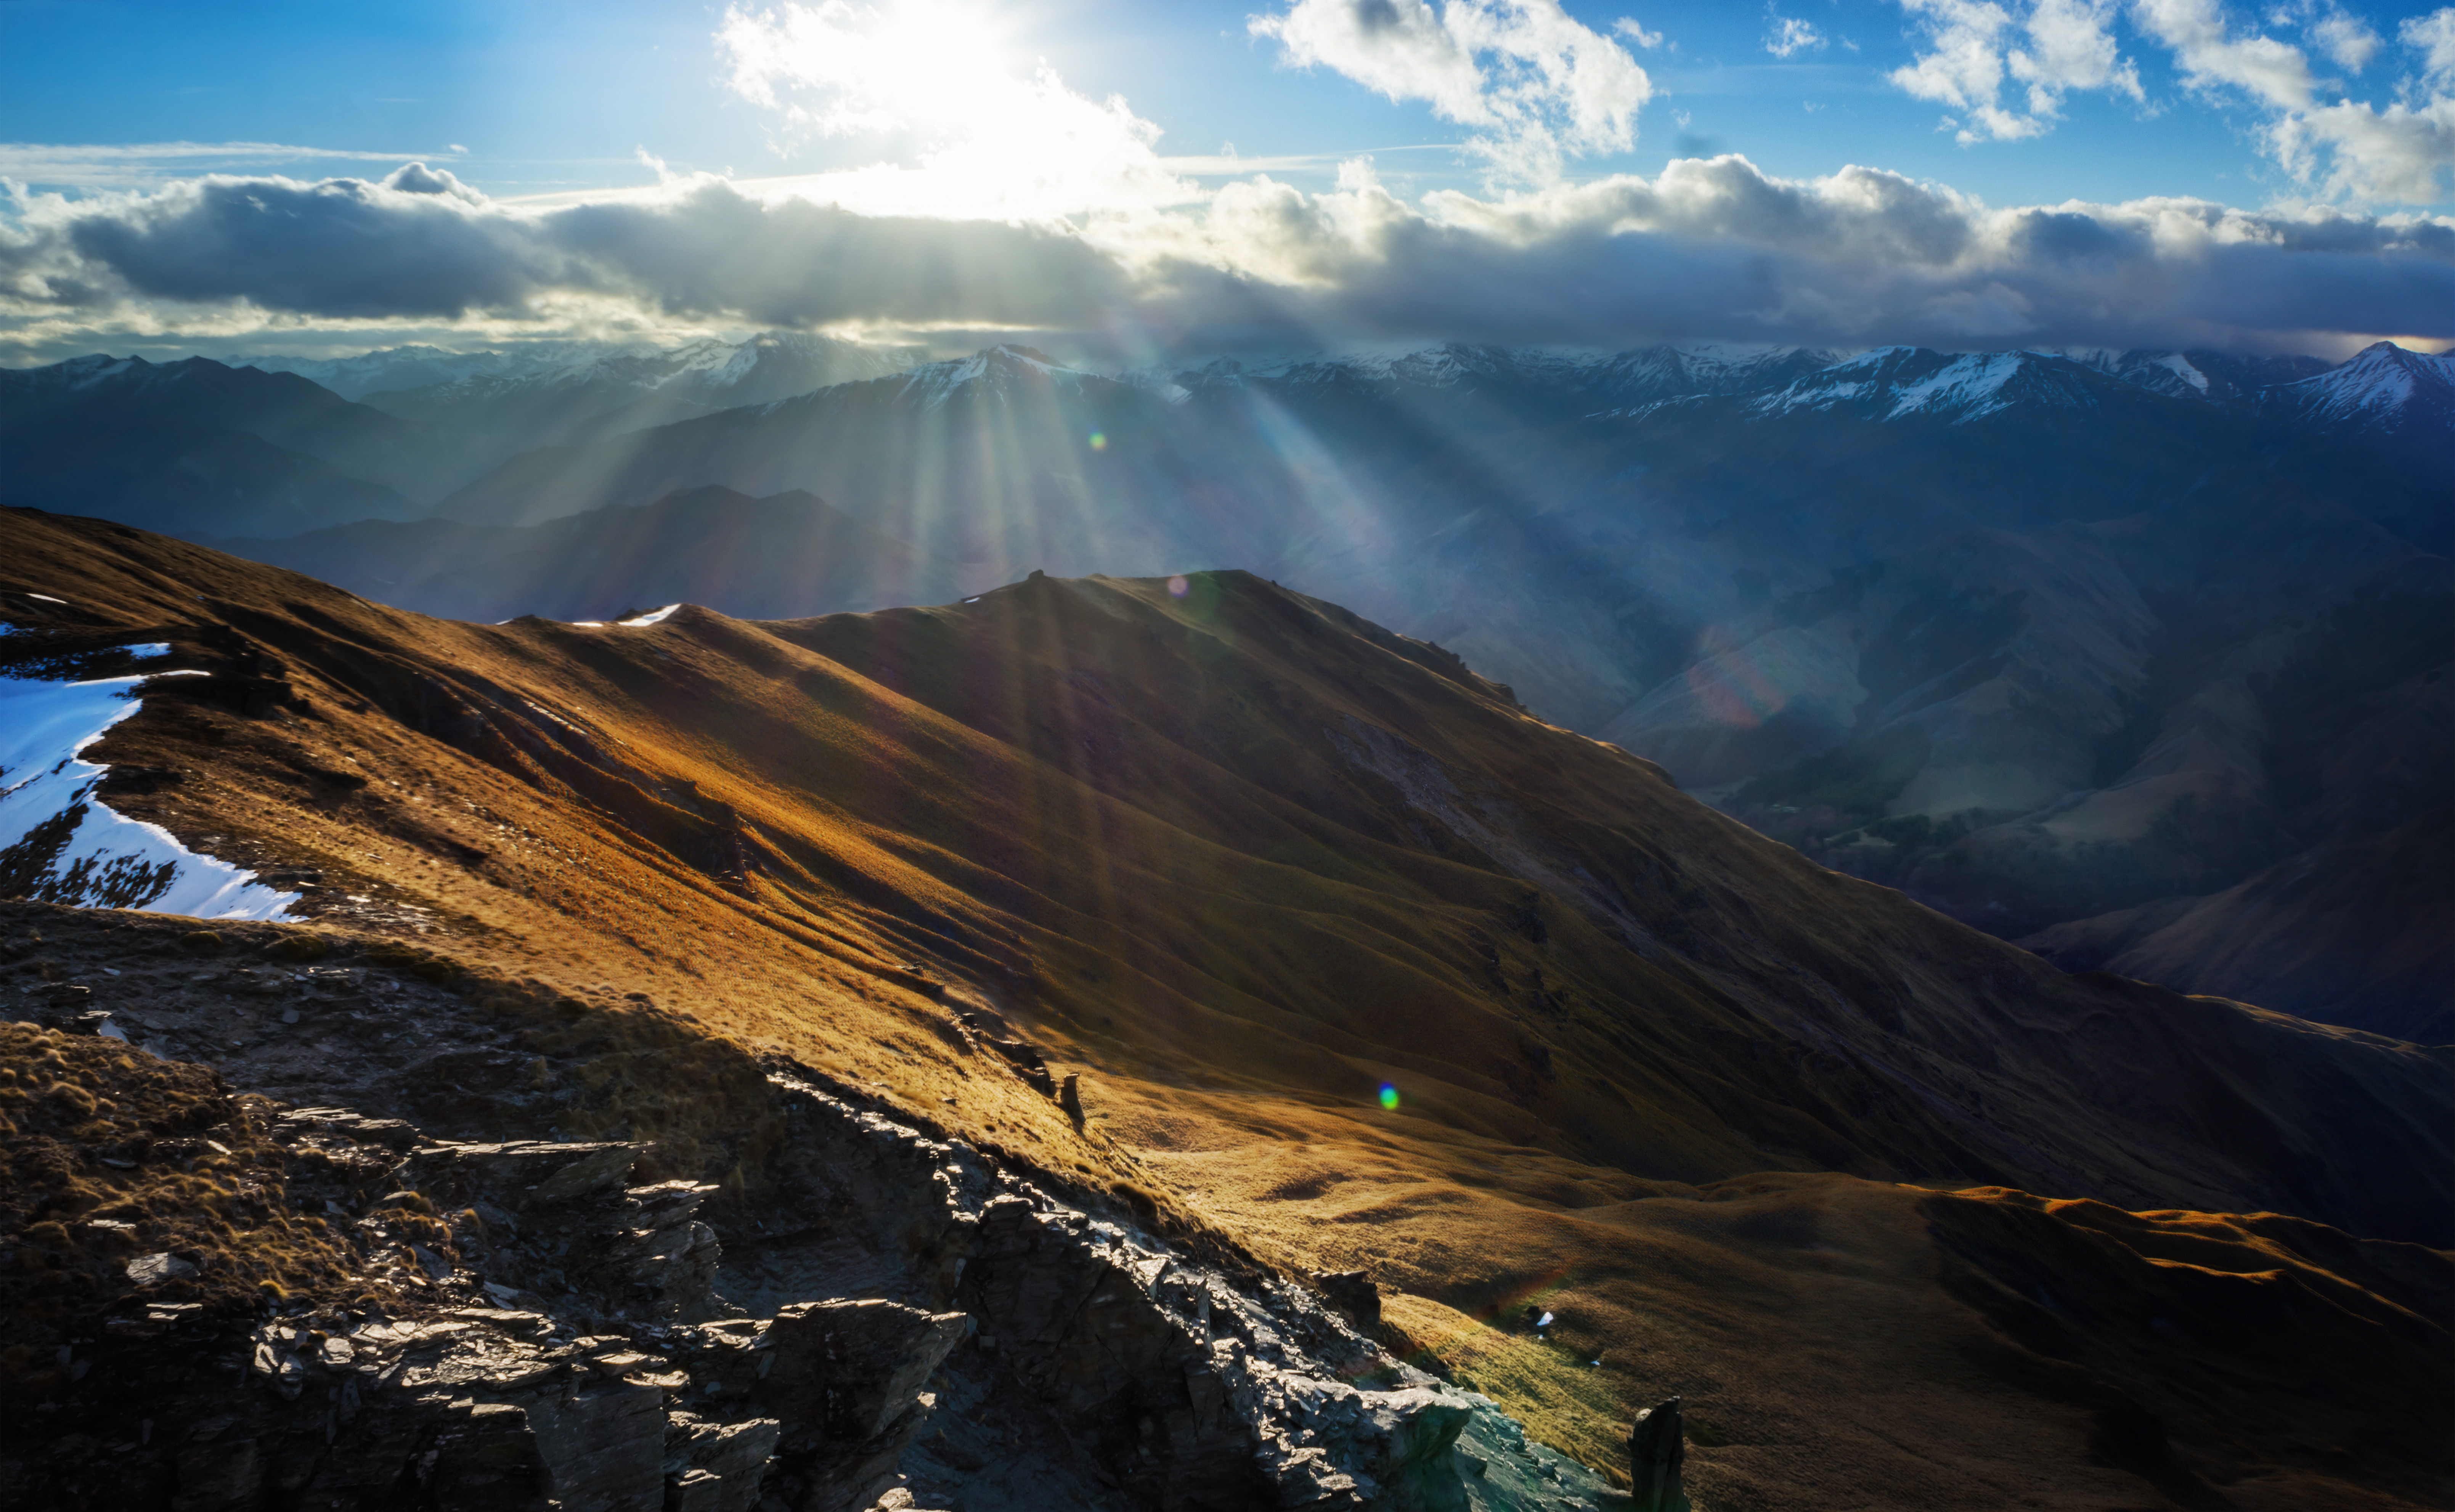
(3, 332), (2447, 1035)
(235, 328), (917, 406)
(300, 330), (917, 483)
(0, 331), (921, 538)
(0, 353), (435, 537)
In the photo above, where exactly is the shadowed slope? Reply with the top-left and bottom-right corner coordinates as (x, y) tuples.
(3, 507), (2447, 1509)
(2025, 808), (2455, 1045)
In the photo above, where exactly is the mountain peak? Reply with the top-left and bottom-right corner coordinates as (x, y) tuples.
(2266, 339), (2453, 432)
(1745, 346), (2105, 423)
(889, 344), (1098, 408)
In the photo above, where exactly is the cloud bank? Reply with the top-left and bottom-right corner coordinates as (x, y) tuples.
(3, 154), (2447, 361)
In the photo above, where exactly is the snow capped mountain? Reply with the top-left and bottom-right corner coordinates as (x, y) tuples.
(889, 344), (1103, 410)
(1167, 342), (1605, 392)
(9, 353), (149, 395)
(2045, 347), (2334, 406)
(1743, 347), (2109, 424)
(1587, 342), (1845, 403)
(2261, 340), (2455, 435)
(1151, 340), (1843, 414)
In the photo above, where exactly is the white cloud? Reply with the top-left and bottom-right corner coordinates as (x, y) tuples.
(2134, 0), (2312, 106)
(2309, 9), (2380, 72)
(1888, 0), (2140, 144)
(1615, 17), (1665, 50)
(713, 1), (1192, 219)
(1765, 13), (1827, 58)
(1249, 0), (1652, 186)
(6, 151), (2447, 364)
(2400, 8), (2455, 85)
(2133, 0), (2455, 204)
(1878, 0), (2452, 201)
(0, 141), (451, 191)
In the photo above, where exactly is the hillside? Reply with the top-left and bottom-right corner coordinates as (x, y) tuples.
(0, 355), (458, 533)
(3, 507), (2448, 1510)
(366, 342), (2455, 1036)
(11, 336), (2447, 1030)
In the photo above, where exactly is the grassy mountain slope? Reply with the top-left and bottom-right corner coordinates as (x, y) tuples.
(3, 506), (2447, 1509)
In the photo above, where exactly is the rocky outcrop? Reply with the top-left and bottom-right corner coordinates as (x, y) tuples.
(1311, 1271), (1382, 1330)
(1628, 1396), (1687, 1512)
(0, 919), (1630, 1512)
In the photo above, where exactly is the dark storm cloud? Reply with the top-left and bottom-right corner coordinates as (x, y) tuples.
(541, 182), (1130, 328)
(63, 166), (554, 318)
(3, 164), (1127, 329)
(3, 155), (2448, 354)
(1143, 159), (2455, 352)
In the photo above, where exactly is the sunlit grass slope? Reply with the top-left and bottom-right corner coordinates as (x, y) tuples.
(3, 507), (2447, 1509)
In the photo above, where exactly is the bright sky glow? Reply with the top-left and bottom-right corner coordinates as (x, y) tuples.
(0, 0), (2447, 361)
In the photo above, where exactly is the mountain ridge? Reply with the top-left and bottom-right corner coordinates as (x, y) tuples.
(7, 337), (2446, 1032)
(2, 507), (2447, 1509)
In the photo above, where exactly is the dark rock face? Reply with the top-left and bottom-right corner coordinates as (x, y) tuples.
(1312, 1271), (1382, 1330)
(1627, 1396), (1686, 1512)
(1, 1008), (1614, 1512)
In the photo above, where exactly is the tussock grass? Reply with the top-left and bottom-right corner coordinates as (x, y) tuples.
(0, 1024), (361, 1404)
(1382, 1290), (1631, 1485)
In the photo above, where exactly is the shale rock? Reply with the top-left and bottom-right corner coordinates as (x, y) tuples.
(2, 908), (1630, 1512)
(1628, 1395), (1688, 1512)
(1312, 1270), (1382, 1329)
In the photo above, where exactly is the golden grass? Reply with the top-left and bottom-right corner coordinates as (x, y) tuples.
(0, 1024), (363, 1402)
(5, 512), (2447, 1509)
(1382, 1290), (1633, 1483)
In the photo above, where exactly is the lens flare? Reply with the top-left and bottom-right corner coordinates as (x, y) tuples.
(1088, 432), (1107, 450)
(1168, 575), (1189, 598)
(1378, 1082), (1399, 1111)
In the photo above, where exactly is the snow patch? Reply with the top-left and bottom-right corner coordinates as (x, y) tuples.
(617, 604), (681, 627)
(0, 673), (299, 920)
(2152, 353), (2208, 393)
(1883, 352), (2028, 421)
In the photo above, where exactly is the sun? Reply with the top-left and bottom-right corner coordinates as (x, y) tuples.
(718, 0), (1030, 145)
(715, 0), (1187, 221)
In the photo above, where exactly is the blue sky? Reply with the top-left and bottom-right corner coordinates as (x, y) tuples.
(1, 1), (2449, 360)
(2, 0), (2437, 203)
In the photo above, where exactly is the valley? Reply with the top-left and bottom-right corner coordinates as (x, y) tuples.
(9, 333), (2444, 1035)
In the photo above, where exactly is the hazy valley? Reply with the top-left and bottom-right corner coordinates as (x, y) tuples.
(9, 332), (2447, 1038)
